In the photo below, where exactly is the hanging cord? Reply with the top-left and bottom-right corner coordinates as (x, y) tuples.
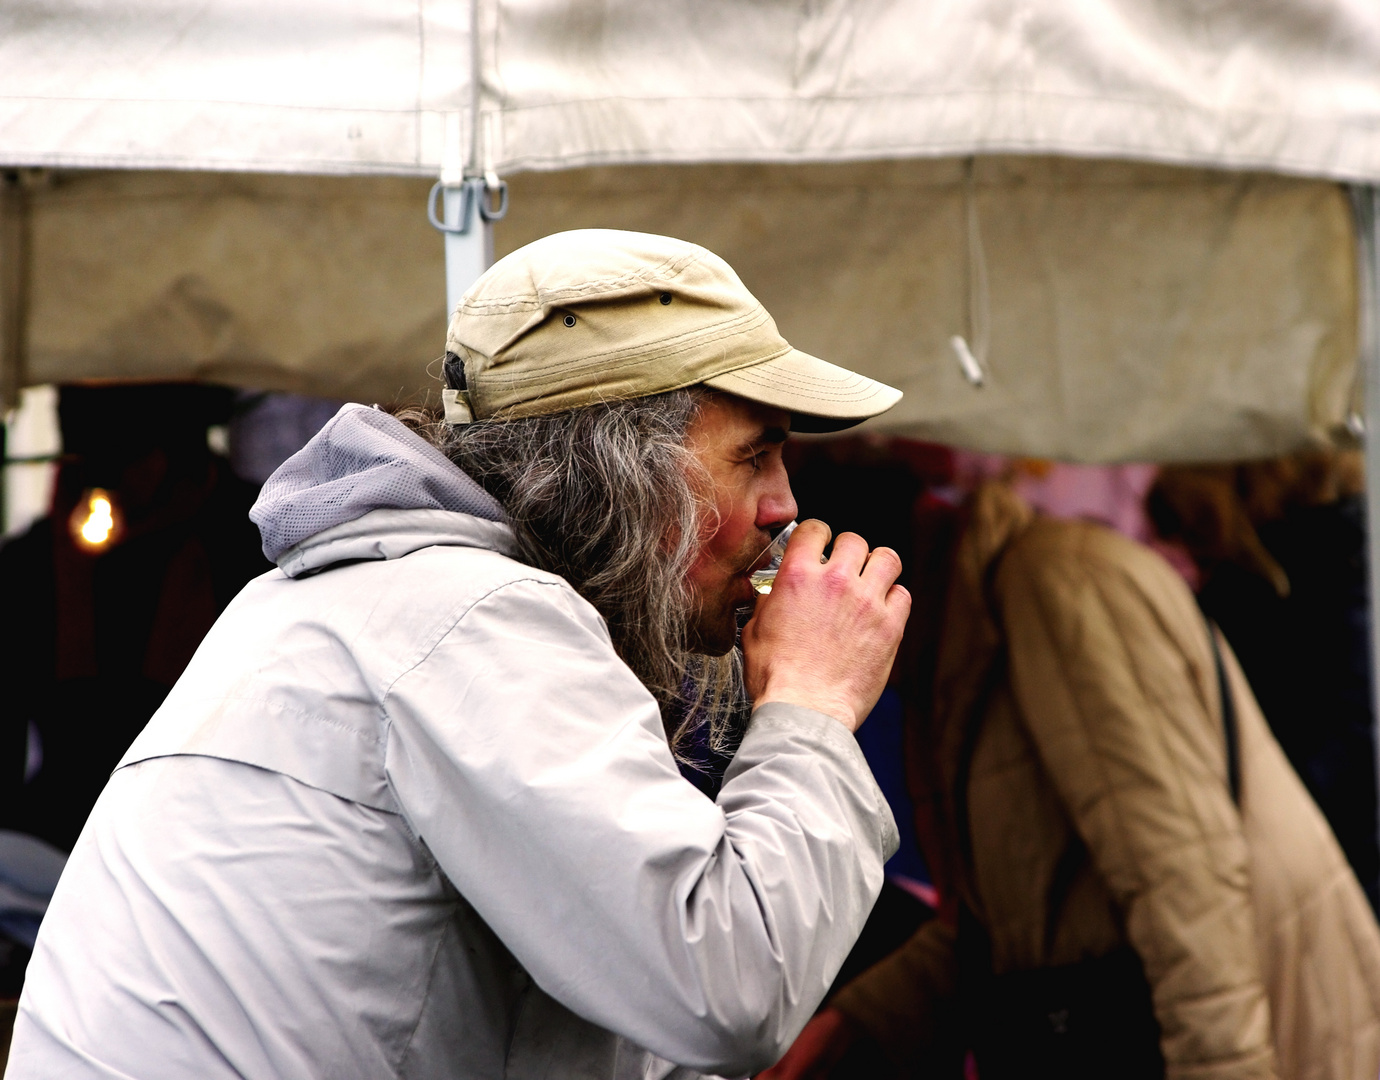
(950, 156), (990, 388)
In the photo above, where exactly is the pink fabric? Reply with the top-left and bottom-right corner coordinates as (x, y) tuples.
(945, 453), (1206, 587)
(887, 873), (939, 909)
(949, 454), (1158, 542)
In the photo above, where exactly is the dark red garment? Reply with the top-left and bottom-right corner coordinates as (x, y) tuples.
(0, 453), (267, 851)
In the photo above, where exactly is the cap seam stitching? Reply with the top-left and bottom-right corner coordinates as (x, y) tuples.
(458, 250), (704, 311)
(476, 307), (775, 389)
(476, 339), (799, 418)
(710, 369), (888, 402)
(476, 342), (794, 417)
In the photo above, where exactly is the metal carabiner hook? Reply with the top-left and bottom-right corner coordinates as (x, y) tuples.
(427, 179), (477, 235)
(478, 178), (509, 222)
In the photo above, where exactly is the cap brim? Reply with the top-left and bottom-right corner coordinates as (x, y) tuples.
(702, 348), (903, 434)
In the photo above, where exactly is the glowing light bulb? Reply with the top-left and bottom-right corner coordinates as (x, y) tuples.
(80, 494), (114, 545)
(71, 488), (120, 550)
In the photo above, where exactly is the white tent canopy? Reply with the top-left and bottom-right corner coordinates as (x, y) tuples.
(0, 0), (471, 176)
(3, 0), (1379, 181)
(1, 0), (1379, 462)
(488, 0), (1380, 182)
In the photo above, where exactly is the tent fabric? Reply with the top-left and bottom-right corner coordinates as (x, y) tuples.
(22, 170), (447, 406)
(0, 0), (473, 176)
(1, 1), (1379, 183)
(487, 0), (1380, 184)
(0, 0), (1371, 462)
(16, 158), (1356, 464)
(495, 158), (1359, 463)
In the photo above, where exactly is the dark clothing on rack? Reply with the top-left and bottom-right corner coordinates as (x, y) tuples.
(0, 454), (266, 851)
(1199, 495), (1380, 911)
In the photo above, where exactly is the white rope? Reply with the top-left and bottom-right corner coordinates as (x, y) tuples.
(951, 156), (990, 388)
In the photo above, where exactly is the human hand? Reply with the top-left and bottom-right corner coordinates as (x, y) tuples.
(741, 519), (910, 732)
(756, 1007), (861, 1079)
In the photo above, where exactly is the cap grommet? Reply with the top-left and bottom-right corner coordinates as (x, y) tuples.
(563, 313), (577, 327)
(659, 292), (672, 305)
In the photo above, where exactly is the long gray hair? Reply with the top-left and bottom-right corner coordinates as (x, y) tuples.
(390, 390), (744, 764)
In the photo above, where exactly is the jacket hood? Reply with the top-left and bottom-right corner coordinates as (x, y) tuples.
(250, 403), (511, 577)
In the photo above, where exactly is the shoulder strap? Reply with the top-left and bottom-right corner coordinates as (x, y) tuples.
(1204, 619), (1242, 806)
(954, 650), (1007, 870)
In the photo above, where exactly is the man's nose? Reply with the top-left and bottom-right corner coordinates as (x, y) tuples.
(759, 480), (798, 531)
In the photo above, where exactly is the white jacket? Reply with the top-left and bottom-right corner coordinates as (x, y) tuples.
(8, 405), (897, 1080)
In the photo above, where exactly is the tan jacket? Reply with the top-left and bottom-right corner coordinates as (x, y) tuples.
(832, 484), (1380, 1080)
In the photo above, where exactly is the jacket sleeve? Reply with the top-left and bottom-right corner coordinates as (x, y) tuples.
(996, 534), (1277, 1080)
(828, 918), (962, 1068)
(379, 577), (897, 1077)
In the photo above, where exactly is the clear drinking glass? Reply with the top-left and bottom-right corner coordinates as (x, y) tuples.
(749, 520), (798, 595)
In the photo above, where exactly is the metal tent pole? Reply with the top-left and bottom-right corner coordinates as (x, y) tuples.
(1356, 185), (1380, 852)
(428, 0), (507, 329)
(430, 178), (500, 316)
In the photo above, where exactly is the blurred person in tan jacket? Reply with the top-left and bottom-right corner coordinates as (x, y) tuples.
(763, 481), (1380, 1080)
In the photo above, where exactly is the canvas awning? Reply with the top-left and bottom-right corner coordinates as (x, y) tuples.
(1, 0), (1378, 462)
(4, 1), (1379, 182)
(12, 157), (1356, 464)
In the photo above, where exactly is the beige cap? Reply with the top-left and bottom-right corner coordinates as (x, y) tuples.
(442, 229), (901, 433)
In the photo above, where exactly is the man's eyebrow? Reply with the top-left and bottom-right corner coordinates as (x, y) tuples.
(737, 426), (789, 454)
